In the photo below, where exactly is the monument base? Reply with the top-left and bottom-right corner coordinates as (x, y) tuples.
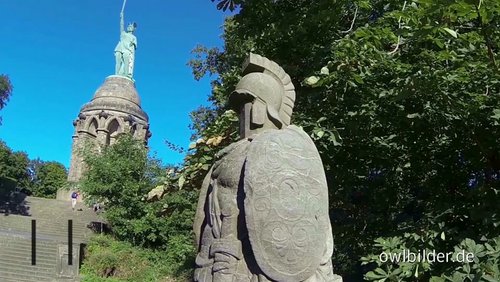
(106, 74), (135, 83)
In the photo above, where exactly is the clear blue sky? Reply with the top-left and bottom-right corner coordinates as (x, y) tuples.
(0, 0), (231, 167)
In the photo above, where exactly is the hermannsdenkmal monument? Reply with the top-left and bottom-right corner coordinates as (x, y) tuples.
(193, 53), (342, 282)
(58, 2), (150, 199)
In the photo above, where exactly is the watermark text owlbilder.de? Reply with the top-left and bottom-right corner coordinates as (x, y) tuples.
(378, 249), (474, 263)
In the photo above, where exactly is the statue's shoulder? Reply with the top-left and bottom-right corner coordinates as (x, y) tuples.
(215, 138), (251, 160)
(249, 125), (318, 155)
(244, 125), (330, 282)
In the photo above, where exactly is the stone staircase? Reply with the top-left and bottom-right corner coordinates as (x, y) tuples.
(0, 195), (103, 281)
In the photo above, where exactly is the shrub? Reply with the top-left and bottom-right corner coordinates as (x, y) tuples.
(81, 234), (185, 281)
(362, 233), (500, 281)
(80, 134), (197, 278)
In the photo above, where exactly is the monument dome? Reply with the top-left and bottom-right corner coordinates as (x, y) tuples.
(81, 75), (148, 121)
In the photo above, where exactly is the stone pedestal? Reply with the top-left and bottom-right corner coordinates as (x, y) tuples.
(57, 244), (80, 278)
(59, 76), (151, 200)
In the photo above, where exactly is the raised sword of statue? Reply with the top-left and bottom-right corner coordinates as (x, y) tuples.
(121, 0), (127, 15)
(120, 0), (127, 28)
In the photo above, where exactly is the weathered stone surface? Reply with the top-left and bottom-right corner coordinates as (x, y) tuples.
(81, 76), (147, 119)
(57, 244), (80, 278)
(64, 75), (151, 189)
(193, 54), (342, 282)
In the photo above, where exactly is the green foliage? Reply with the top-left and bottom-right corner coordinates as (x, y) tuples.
(80, 134), (196, 277)
(0, 74), (13, 125)
(30, 161), (67, 198)
(0, 140), (29, 195)
(81, 134), (163, 247)
(81, 234), (183, 282)
(191, 0), (500, 279)
(0, 141), (29, 181)
(210, 0), (242, 12)
(306, 0), (500, 278)
(443, 238), (500, 282)
(0, 140), (67, 198)
(179, 110), (238, 191)
(361, 234), (500, 281)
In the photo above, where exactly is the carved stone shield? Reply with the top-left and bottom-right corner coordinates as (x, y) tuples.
(244, 125), (331, 282)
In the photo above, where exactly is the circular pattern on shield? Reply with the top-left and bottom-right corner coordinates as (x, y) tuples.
(246, 171), (273, 197)
(264, 141), (283, 172)
(259, 220), (320, 279)
(272, 178), (307, 222)
(253, 196), (271, 218)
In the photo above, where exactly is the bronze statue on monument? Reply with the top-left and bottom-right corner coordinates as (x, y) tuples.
(114, 0), (137, 79)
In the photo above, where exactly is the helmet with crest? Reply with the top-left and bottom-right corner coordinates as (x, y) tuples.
(229, 53), (296, 129)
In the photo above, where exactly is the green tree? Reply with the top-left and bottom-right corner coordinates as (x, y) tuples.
(0, 141), (68, 199)
(187, 0), (500, 279)
(80, 134), (198, 276)
(0, 74), (13, 125)
(30, 161), (67, 198)
(0, 140), (29, 194)
(81, 134), (161, 245)
(26, 158), (44, 190)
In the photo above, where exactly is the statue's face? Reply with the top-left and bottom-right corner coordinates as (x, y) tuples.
(127, 24), (136, 32)
(237, 95), (278, 139)
(239, 101), (253, 139)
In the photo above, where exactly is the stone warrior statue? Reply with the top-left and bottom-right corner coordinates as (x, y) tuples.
(114, 0), (137, 79)
(193, 53), (342, 282)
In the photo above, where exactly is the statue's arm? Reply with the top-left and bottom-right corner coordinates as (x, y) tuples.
(193, 167), (213, 245)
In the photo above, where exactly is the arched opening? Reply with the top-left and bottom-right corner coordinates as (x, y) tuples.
(107, 119), (122, 146)
(130, 124), (137, 138)
(88, 118), (98, 136)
